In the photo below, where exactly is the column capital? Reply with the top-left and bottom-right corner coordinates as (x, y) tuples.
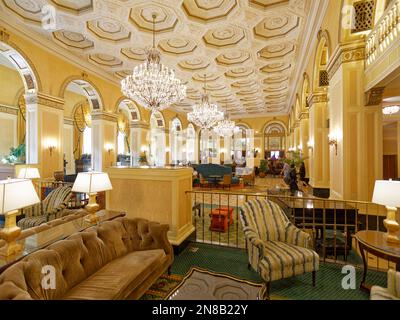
(91, 111), (118, 122)
(308, 92), (328, 107)
(327, 40), (366, 80)
(365, 87), (385, 106)
(24, 92), (64, 110)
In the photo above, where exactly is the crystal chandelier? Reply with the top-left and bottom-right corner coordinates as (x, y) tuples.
(187, 76), (224, 129)
(213, 104), (238, 137)
(382, 105), (400, 115)
(121, 13), (186, 112)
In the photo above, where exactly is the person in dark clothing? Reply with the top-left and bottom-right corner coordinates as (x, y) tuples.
(299, 161), (308, 186)
(289, 163), (299, 196)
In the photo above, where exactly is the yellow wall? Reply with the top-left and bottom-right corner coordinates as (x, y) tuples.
(0, 64), (23, 106)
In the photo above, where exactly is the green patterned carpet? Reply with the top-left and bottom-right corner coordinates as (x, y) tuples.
(166, 242), (386, 300)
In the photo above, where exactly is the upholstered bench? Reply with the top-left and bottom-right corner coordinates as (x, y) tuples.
(0, 217), (173, 300)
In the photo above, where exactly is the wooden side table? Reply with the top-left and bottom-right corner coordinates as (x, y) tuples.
(209, 207), (234, 232)
(355, 230), (400, 292)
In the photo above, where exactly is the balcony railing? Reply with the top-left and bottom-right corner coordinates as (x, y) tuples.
(187, 190), (395, 272)
(366, 0), (400, 68)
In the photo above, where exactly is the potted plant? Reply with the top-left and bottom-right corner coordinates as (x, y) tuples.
(139, 151), (148, 166)
(1, 143), (26, 165)
(259, 159), (267, 178)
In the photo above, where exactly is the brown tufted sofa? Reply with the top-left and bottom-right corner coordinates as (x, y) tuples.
(0, 217), (173, 300)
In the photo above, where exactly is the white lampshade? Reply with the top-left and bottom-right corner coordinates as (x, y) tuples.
(17, 168), (40, 179)
(72, 172), (113, 194)
(0, 179), (40, 214)
(372, 180), (400, 208)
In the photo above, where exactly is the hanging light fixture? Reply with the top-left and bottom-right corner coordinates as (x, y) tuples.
(187, 75), (224, 129)
(121, 13), (186, 112)
(213, 102), (238, 137)
(382, 105), (400, 115)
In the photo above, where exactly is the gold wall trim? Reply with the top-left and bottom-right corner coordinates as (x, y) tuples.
(24, 92), (65, 110)
(91, 111), (118, 122)
(308, 93), (328, 106)
(0, 104), (18, 115)
(365, 87), (385, 106)
(327, 41), (366, 80)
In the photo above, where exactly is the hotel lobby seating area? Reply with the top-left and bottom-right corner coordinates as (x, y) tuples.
(1, 0), (400, 303)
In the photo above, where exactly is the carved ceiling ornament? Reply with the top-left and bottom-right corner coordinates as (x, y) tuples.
(0, 0), (316, 116)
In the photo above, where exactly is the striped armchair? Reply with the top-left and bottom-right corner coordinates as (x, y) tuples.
(371, 269), (400, 300)
(17, 185), (72, 230)
(239, 198), (319, 298)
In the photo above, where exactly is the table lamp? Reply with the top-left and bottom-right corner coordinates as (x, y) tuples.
(372, 180), (400, 244)
(0, 178), (40, 257)
(17, 167), (40, 179)
(72, 172), (112, 223)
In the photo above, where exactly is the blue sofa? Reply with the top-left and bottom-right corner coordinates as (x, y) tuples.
(193, 164), (240, 185)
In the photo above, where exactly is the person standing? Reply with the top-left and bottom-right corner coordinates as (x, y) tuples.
(281, 162), (291, 186)
(289, 163), (299, 196)
(299, 161), (308, 186)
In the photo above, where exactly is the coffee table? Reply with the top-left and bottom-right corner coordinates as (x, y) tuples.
(166, 267), (264, 300)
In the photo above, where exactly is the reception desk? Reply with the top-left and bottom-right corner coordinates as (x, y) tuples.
(105, 166), (194, 248)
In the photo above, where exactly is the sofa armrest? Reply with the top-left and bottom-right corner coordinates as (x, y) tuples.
(147, 221), (173, 258)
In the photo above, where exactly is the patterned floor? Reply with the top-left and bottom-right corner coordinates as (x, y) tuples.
(168, 243), (386, 300)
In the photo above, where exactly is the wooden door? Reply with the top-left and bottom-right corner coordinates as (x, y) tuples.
(383, 155), (398, 180)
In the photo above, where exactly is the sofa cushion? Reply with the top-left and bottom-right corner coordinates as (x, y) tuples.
(63, 249), (166, 300)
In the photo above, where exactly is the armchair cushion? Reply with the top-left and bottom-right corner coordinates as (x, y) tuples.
(240, 198), (319, 284)
(371, 269), (400, 300)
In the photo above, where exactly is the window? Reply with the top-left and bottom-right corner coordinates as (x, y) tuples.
(118, 132), (126, 155)
(82, 127), (92, 155)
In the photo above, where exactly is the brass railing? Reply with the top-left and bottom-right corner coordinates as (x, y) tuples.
(366, 0), (400, 67)
(186, 190), (395, 272)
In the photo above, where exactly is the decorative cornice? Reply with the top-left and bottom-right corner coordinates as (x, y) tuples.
(91, 111), (118, 122)
(24, 92), (65, 110)
(365, 87), (385, 106)
(0, 104), (18, 115)
(327, 40), (366, 80)
(64, 118), (74, 126)
(299, 111), (309, 120)
(130, 121), (149, 130)
(308, 92), (328, 106)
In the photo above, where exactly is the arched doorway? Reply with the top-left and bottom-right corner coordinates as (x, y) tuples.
(186, 124), (197, 164)
(264, 121), (287, 159)
(0, 40), (39, 177)
(169, 117), (183, 165)
(149, 111), (166, 167)
(62, 79), (103, 173)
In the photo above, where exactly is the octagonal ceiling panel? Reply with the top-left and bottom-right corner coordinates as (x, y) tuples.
(0, 0), (314, 116)
(258, 42), (295, 60)
(121, 47), (147, 61)
(50, 0), (92, 14)
(215, 50), (251, 66)
(254, 14), (299, 39)
(158, 38), (197, 55)
(87, 18), (131, 42)
(182, 0), (238, 22)
(2, 0), (42, 24)
(129, 4), (178, 33)
(203, 25), (245, 48)
(53, 30), (94, 50)
(89, 54), (123, 68)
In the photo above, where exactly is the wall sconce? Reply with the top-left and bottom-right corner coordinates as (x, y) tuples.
(307, 140), (314, 154)
(141, 145), (149, 153)
(165, 147), (171, 153)
(328, 134), (338, 155)
(45, 139), (57, 156)
(105, 144), (114, 155)
(298, 144), (303, 151)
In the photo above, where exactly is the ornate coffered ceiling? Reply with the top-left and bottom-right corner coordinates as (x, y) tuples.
(0, 0), (324, 117)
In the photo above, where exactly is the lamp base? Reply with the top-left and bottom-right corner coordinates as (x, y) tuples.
(84, 193), (100, 224)
(0, 210), (23, 258)
(384, 207), (400, 244)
